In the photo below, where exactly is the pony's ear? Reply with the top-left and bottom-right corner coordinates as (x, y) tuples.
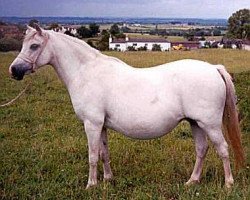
(26, 25), (35, 35)
(33, 23), (43, 36)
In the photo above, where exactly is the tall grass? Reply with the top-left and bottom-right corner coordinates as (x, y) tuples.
(0, 49), (249, 199)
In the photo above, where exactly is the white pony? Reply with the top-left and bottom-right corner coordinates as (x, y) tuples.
(9, 25), (244, 189)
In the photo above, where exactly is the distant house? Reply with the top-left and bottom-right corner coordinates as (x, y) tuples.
(171, 41), (200, 50)
(109, 35), (171, 51)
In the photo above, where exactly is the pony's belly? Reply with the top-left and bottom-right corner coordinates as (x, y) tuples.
(105, 114), (180, 139)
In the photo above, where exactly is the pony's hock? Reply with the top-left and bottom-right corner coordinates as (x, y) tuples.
(9, 25), (244, 189)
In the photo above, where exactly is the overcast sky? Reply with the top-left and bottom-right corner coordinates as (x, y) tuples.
(0, 0), (249, 19)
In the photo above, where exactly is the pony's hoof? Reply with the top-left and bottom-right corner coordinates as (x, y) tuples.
(225, 180), (234, 189)
(104, 173), (113, 181)
(85, 181), (97, 190)
(185, 179), (200, 186)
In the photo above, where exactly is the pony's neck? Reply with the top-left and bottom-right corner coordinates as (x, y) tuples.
(48, 31), (102, 89)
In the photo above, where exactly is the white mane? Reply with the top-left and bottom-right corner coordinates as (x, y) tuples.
(49, 30), (101, 55)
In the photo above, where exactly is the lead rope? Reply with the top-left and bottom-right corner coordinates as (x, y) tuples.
(0, 82), (31, 107)
(1, 34), (49, 108)
(0, 52), (34, 108)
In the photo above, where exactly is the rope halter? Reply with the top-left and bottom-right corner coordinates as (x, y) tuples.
(16, 34), (49, 72)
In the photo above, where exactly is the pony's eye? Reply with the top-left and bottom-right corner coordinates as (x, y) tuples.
(30, 44), (40, 50)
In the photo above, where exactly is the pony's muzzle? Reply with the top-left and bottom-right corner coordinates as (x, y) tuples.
(9, 63), (33, 80)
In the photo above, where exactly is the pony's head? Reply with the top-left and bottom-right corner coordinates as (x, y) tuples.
(9, 24), (51, 80)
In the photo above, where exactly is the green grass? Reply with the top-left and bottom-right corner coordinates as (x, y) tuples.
(0, 49), (249, 199)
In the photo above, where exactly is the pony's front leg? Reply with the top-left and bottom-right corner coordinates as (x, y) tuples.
(84, 120), (103, 189)
(99, 128), (113, 181)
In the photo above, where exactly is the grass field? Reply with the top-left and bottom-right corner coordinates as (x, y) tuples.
(124, 35), (222, 43)
(0, 49), (249, 199)
(125, 35), (188, 42)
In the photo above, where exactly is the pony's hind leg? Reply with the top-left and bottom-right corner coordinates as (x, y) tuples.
(186, 123), (208, 185)
(99, 128), (113, 181)
(205, 127), (234, 188)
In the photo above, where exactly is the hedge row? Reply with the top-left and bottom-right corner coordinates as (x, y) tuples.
(0, 37), (22, 52)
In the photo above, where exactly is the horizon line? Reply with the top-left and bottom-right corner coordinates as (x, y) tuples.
(0, 16), (228, 20)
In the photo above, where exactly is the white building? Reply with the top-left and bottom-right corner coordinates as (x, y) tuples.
(109, 35), (171, 51)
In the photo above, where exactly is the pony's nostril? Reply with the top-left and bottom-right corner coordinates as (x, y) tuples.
(11, 66), (17, 74)
(10, 65), (19, 77)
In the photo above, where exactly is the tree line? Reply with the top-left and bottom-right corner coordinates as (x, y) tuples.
(0, 8), (249, 52)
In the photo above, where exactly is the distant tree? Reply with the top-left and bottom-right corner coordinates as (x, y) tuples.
(152, 44), (162, 51)
(149, 29), (157, 35)
(204, 30), (212, 36)
(101, 29), (109, 36)
(184, 29), (195, 41)
(243, 23), (250, 39)
(157, 29), (167, 36)
(48, 23), (59, 30)
(227, 8), (250, 39)
(77, 26), (92, 38)
(89, 23), (100, 36)
(110, 24), (120, 35)
(97, 33), (110, 51)
(29, 19), (39, 28)
(213, 29), (222, 36)
(195, 30), (205, 37)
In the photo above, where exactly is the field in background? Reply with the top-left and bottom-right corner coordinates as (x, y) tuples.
(0, 49), (249, 199)
(105, 49), (250, 73)
(125, 34), (188, 42)
(99, 24), (220, 31)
